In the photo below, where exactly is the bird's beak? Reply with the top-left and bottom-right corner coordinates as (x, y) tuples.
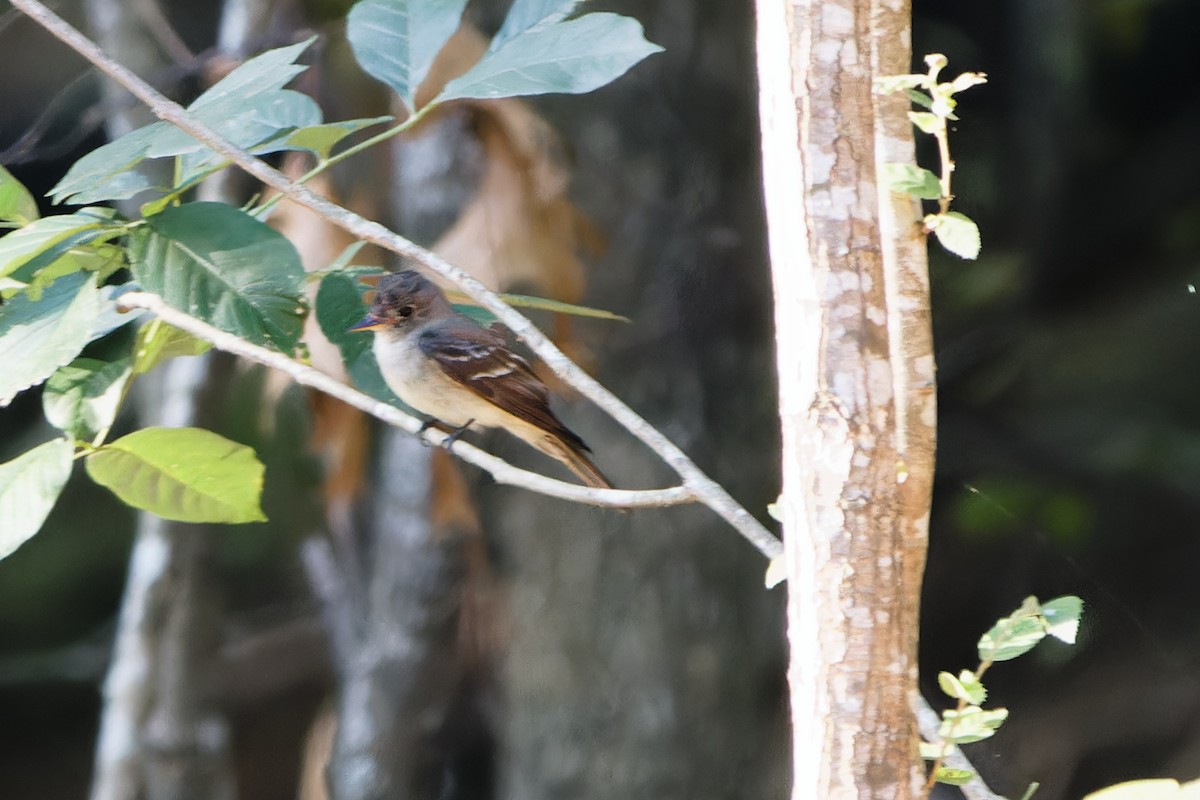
(348, 314), (386, 332)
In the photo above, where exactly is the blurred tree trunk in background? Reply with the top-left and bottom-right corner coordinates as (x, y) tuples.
(758, 0), (933, 796)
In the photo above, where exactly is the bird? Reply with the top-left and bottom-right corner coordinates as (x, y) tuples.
(349, 269), (614, 489)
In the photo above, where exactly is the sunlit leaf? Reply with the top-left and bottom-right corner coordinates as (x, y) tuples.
(437, 12), (662, 103)
(43, 357), (132, 442)
(281, 116), (394, 160)
(347, 0), (469, 111)
(0, 211), (114, 279)
(0, 165), (39, 225)
(881, 163), (942, 200)
(926, 212), (981, 260)
(85, 427), (267, 524)
(129, 203), (306, 351)
(935, 768), (976, 786)
(132, 319), (213, 375)
(1083, 780), (1185, 800)
(938, 705), (1008, 744)
(491, 0), (582, 49)
(0, 272), (100, 406)
(1041, 595), (1084, 644)
(0, 438), (73, 560)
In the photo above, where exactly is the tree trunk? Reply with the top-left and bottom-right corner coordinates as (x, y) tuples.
(756, 0), (935, 797)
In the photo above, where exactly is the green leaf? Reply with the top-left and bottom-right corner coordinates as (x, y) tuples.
(447, 291), (629, 323)
(876, 74), (927, 94)
(918, 741), (946, 760)
(0, 438), (74, 560)
(937, 670), (985, 704)
(935, 768), (976, 786)
(85, 427), (267, 524)
(43, 357), (133, 442)
(49, 124), (166, 205)
(939, 705), (1008, 744)
(129, 203), (306, 351)
(437, 12), (663, 103)
(0, 211), (114, 279)
(0, 272), (101, 406)
(315, 272), (403, 405)
(491, 0), (582, 49)
(346, 0), (470, 111)
(50, 39), (318, 205)
(978, 614), (1046, 662)
(1041, 595), (1084, 644)
(132, 318), (213, 375)
(881, 163), (942, 200)
(280, 116), (394, 160)
(926, 212), (981, 260)
(0, 165), (39, 225)
(949, 72), (988, 93)
(905, 89), (934, 110)
(908, 111), (941, 134)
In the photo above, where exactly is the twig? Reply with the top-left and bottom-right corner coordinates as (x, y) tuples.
(116, 292), (696, 511)
(13, 0), (783, 561)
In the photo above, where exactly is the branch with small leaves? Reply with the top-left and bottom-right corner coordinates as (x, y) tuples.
(921, 595), (1083, 799)
(878, 53), (987, 260)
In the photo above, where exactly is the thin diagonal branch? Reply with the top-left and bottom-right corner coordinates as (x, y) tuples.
(12, 0), (782, 561)
(116, 292), (696, 512)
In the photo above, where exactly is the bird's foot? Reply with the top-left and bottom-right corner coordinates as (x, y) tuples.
(441, 419), (475, 452)
(417, 418), (474, 451)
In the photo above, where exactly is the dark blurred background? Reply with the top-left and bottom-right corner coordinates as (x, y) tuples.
(2, 0), (1200, 798)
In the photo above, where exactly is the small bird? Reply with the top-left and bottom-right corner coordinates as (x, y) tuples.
(349, 269), (613, 489)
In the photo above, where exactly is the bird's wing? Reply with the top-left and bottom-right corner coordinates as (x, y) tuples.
(416, 320), (590, 452)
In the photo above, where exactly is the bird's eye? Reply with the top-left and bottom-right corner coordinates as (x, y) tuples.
(397, 305), (414, 318)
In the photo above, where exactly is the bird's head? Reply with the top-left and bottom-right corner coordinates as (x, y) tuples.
(348, 269), (452, 335)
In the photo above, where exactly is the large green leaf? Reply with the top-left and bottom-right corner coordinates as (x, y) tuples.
(50, 39), (318, 206)
(129, 203), (306, 352)
(85, 427), (267, 524)
(48, 123), (168, 206)
(0, 438), (74, 561)
(0, 211), (114, 279)
(0, 272), (100, 406)
(346, 0), (470, 111)
(0, 165), (39, 225)
(43, 357), (133, 442)
(437, 12), (662, 103)
(315, 273), (403, 405)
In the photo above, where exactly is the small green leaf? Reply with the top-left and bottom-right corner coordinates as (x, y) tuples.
(447, 291), (629, 322)
(908, 111), (941, 134)
(926, 212), (982, 260)
(437, 12), (663, 103)
(1042, 595), (1084, 644)
(129, 203), (306, 351)
(905, 89), (934, 110)
(937, 670), (985, 704)
(0, 438), (74, 560)
(978, 614), (1046, 662)
(949, 72), (988, 93)
(918, 741), (946, 760)
(85, 427), (267, 524)
(43, 357), (133, 442)
(315, 272), (403, 405)
(876, 74), (927, 94)
(935, 768), (976, 786)
(881, 163), (942, 200)
(0, 272), (100, 406)
(281, 116), (394, 160)
(0, 165), (39, 225)
(132, 319), (213, 375)
(347, 0), (470, 111)
(939, 705), (1008, 744)
(0, 212), (113, 279)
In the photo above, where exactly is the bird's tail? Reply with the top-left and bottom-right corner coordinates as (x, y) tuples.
(538, 432), (614, 490)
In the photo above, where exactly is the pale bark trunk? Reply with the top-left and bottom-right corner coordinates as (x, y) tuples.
(756, 0), (934, 797)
